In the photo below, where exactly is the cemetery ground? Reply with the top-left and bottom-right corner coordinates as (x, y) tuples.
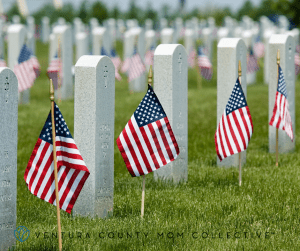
(14, 40), (300, 250)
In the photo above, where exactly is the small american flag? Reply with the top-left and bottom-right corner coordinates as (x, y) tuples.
(269, 65), (293, 141)
(47, 53), (62, 90)
(247, 47), (259, 74)
(253, 41), (265, 59)
(128, 47), (146, 82)
(14, 44), (36, 93)
(117, 85), (180, 177)
(121, 57), (130, 73)
(187, 47), (196, 68)
(215, 78), (253, 161)
(31, 55), (41, 77)
(197, 47), (213, 80)
(144, 46), (155, 66)
(110, 49), (122, 81)
(24, 102), (90, 213)
(295, 54), (300, 75)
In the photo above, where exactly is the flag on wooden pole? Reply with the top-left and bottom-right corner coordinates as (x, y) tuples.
(247, 47), (259, 74)
(116, 85), (179, 177)
(269, 65), (294, 141)
(215, 78), (253, 161)
(128, 46), (146, 82)
(14, 44), (36, 92)
(144, 46), (155, 66)
(24, 99), (90, 214)
(197, 47), (213, 80)
(110, 48), (122, 81)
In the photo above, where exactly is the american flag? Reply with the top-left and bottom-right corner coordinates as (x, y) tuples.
(247, 47), (259, 74)
(295, 54), (300, 75)
(253, 41), (265, 59)
(47, 53), (62, 90)
(24, 103), (90, 213)
(110, 49), (122, 81)
(121, 57), (130, 73)
(187, 47), (196, 68)
(144, 46), (155, 66)
(269, 65), (294, 141)
(128, 47), (146, 82)
(14, 44), (36, 93)
(117, 85), (180, 177)
(197, 47), (213, 80)
(31, 55), (41, 77)
(215, 78), (253, 161)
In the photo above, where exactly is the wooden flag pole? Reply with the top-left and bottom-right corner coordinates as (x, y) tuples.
(50, 79), (62, 251)
(276, 49), (280, 167)
(238, 60), (242, 186)
(141, 65), (153, 218)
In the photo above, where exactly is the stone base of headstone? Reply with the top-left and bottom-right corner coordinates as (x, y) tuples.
(129, 74), (146, 93)
(246, 72), (256, 85)
(18, 89), (30, 104)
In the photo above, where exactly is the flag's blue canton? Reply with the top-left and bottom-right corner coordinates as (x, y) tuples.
(225, 79), (247, 116)
(277, 66), (287, 98)
(133, 47), (137, 55)
(18, 44), (32, 64)
(134, 85), (166, 127)
(198, 46), (204, 56)
(249, 47), (254, 56)
(101, 47), (108, 56)
(150, 46), (155, 51)
(39, 102), (72, 144)
(111, 49), (117, 57)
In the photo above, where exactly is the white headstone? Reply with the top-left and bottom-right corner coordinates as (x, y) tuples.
(12, 15), (20, 24)
(73, 55), (115, 218)
(116, 19), (125, 39)
(268, 34), (295, 153)
(128, 27), (146, 92)
(264, 29), (275, 84)
(173, 17), (183, 43)
(107, 18), (116, 45)
(7, 24), (29, 104)
(41, 16), (50, 43)
(161, 28), (174, 44)
(217, 38), (247, 167)
(76, 32), (88, 61)
(159, 18), (168, 31)
(53, 25), (73, 99)
(217, 28), (229, 43)
(153, 44), (188, 183)
(145, 19), (153, 31)
(92, 27), (111, 56)
(242, 30), (256, 84)
(286, 28), (299, 46)
(184, 29), (194, 56)
(0, 67), (18, 251)
(202, 28), (213, 61)
(57, 17), (66, 26)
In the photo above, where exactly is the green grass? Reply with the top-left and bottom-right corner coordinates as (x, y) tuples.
(12, 40), (300, 250)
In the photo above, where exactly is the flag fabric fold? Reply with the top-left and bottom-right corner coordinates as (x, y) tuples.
(197, 47), (213, 80)
(24, 102), (89, 214)
(269, 65), (294, 141)
(215, 78), (253, 161)
(14, 44), (37, 93)
(117, 85), (180, 177)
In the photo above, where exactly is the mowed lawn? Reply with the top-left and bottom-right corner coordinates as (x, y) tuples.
(13, 40), (300, 250)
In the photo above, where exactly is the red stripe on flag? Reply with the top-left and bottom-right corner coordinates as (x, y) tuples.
(156, 120), (175, 161)
(116, 136), (135, 177)
(226, 114), (241, 153)
(222, 115), (234, 156)
(232, 110), (247, 150)
(239, 109), (251, 142)
(164, 117), (180, 155)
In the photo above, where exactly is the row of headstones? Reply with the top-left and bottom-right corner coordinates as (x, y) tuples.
(0, 34), (296, 250)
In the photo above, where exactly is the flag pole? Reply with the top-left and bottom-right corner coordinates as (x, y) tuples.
(50, 79), (62, 251)
(276, 49), (280, 167)
(141, 65), (153, 218)
(238, 60), (242, 186)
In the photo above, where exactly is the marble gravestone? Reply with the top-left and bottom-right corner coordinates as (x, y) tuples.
(7, 24), (28, 104)
(153, 44), (188, 183)
(12, 15), (20, 24)
(161, 28), (174, 44)
(53, 25), (73, 100)
(92, 27), (111, 56)
(202, 28), (213, 61)
(242, 30), (256, 85)
(263, 29), (275, 84)
(73, 55), (115, 218)
(268, 34), (295, 153)
(184, 29), (195, 61)
(217, 38), (247, 167)
(41, 16), (50, 43)
(26, 16), (35, 54)
(76, 32), (88, 61)
(0, 68), (18, 251)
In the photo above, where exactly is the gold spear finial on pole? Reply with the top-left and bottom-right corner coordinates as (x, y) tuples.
(148, 65), (153, 86)
(238, 60), (242, 79)
(50, 79), (54, 101)
(277, 49), (280, 65)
